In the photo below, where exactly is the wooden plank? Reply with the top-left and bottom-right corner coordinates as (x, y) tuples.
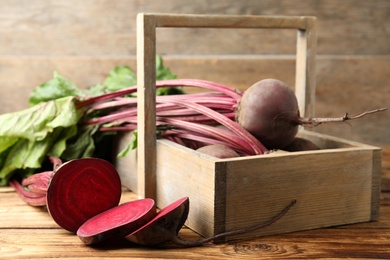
(0, 0), (388, 55)
(295, 17), (317, 117)
(381, 146), (390, 191)
(1, 227), (390, 259)
(152, 13), (311, 29)
(1, 226), (390, 259)
(0, 191), (58, 229)
(1, 188), (390, 259)
(371, 147), (382, 219)
(112, 131), (138, 191)
(223, 148), (375, 240)
(136, 13), (157, 199)
(155, 139), (217, 237)
(0, 189), (138, 229)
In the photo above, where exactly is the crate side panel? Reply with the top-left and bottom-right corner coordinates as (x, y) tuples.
(155, 140), (218, 236)
(223, 149), (374, 241)
(371, 148), (382, 220)
(112, 131), (138, 192)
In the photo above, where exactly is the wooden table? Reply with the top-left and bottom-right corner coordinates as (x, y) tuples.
(1, 146), (390, 259)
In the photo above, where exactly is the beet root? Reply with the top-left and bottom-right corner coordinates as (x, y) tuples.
(77, 199), (156, 245)
(46, 158), (122, 233)
(196, 144), (240, 158)
(126, 197), (190, 246)
(236, 79), (300, 150)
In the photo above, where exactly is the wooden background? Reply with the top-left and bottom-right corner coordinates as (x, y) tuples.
(0, 0), (388, 146)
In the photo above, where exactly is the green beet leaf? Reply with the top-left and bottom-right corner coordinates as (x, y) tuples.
(0, 97), (83, 185)
(29, 71), (85, 106)
(103, 66), (137, 93)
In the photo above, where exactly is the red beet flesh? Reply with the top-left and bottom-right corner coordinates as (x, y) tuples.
(46, 158), (122, 233)
(126, 197), (190, 246)
(77, 198), (156, 245)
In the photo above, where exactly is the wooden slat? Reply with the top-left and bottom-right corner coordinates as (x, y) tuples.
(295, 17), (317, 117)
(1, 227), (390, 259)
(0, 189), (138, 229)
(222, 147), (375, 240)
(1, 188), (390, 259)
(0, 0), (388, 55)
(152, 13), (311, 29)
(136, 14), (157, 199)
(381, 146), (390, 191)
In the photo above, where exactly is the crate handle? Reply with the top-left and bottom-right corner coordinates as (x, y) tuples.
(136, 13), (317, 199)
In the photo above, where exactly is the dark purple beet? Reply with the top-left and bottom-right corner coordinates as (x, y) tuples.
(125, 197), (190, 246)
(236, 79), (300, 149)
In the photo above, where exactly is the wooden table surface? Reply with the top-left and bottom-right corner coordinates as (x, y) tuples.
(1, 146), (389, 259)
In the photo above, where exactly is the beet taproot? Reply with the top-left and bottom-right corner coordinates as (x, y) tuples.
(46, 158), (122, 233)
(236, 78), (300, 149)
(196, 144), (240, 158)
(77, 199), (156, 245)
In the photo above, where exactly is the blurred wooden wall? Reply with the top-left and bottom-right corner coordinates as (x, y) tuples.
(0, 0), (389, 146)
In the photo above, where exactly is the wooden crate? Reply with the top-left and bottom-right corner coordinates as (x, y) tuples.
(121, 13), (381, 242)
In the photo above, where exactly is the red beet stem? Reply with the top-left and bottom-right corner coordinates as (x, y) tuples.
(159, 118), (257, 155)
(21, 171), (52, 187)
(9, 180), (47, 206)
(297, 107), (388, 127)
(165, 100), (267, 154)
(76, 79), (242, 108)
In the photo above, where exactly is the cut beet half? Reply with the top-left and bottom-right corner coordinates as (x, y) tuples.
(46, 158), (122, 233)
(77, 199), (156, 245)
(127, 198), (296, 247)
(126, 197), (190, 246)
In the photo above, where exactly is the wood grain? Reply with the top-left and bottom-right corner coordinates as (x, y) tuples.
(0, 2), (389, 258)
(1, 166), (390, 259)
(0, 0), (388, 55)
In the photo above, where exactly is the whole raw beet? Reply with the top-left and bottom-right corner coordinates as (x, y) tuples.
(236, 79), (300, 149)
(196, 144), (240, 158)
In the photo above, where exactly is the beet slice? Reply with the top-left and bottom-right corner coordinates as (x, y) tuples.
(126, 197), (190, 246)
(46, 158), (122, 233)
(77, 199), (156, 245)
